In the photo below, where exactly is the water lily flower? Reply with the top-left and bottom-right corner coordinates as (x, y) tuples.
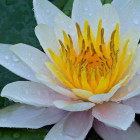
(0, 0), (140, 139)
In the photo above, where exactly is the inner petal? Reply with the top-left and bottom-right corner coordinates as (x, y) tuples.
(46, 19), (134, 100)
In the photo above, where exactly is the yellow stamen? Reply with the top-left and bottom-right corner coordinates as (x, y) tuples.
(46, 19), (134, 101)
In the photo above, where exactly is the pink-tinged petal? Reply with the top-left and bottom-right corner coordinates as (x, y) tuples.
(0, 104), (67, 129)
(122, 95), (140, 114)
(44, 111), (93, 140)
(91, 4), (119, 44)
(54, 100), (95, 111)
(92, 102), (135, 130)
(33, 0), (63, 27)
(0, 44), (38, 82)
(1, 81), (70, 107)
(111, 71), (140, 101)
(72, 0), (102, 29)
(54, 13), (79, 53)
(119, 0), (140, 36)
(93, 119), (140, 140)
(35, 24), (60, 58)
(63, 111), (93, 137)
(112, 0), (131, 14)
(111, 46), (140, 101)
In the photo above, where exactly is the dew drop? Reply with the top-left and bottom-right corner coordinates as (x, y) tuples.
(5, 55), (9, 60)
(133, 18), (139, 25)
(25, 90), (29, 95)
(127, 51), (131, 55)
(13, 132), (21, 139)
(68, 25), (72, 29)
(12, 63), (15, 66)
(21, 97), (26, 101)
(134, 62), (137, 65)
(27, 74), (31, 78)
(113, 23), (116, 26)
(89, 13), (92, 17)
(12, 55), (19, 62)
(84, 7), (88, 11)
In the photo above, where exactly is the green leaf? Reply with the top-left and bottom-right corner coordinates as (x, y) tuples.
(52, 0), (67, 10)
(0, 128), (48, 140)
(62, 0), (74, 16)
(101, 0), (113, 4)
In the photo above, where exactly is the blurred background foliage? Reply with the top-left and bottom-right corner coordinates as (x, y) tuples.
(1, 0), (138, 140)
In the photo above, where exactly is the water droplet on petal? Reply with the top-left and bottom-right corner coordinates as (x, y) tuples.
(84, 7), (88, 11)
(21, 97), (26, 101)
(5, 55), (9, 60)
(25, 90), (29, 95)
(27, 75), (31, 78)
(12, 55), (19, 62)
(134, 61), (137, 65)
(127, 51), (131, 55)
(68, 25), (72, 29)
(89, 13), (92, 17)
(133, 18), (139, 25)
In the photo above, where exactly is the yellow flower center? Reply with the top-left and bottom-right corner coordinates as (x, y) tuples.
(46, 19), (133, 99)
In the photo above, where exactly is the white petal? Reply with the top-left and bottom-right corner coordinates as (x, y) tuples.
(0, 104), (67, 129)
(94, 120), (140, 140)
(111, 72), (140, 101)
(0, 44), (38, 82)
(72, 0), (102, 29)
(120, 44), (140, 85)
(10, 43), (60, 85)
(54, 100), (95, 111)
(33, 0), (63, 27)
(91, 4), (120, 44)
(54, 13), (79, 53)
(122, 95), (140, 114)
(35, 24), (60, 58)
(45, 111), (93, 140)
(120, 0), (140, 36)
(89, 76), (127, 103)
(36, 73), (78, 99)
(1, 81), (70, 107)
(119, 30), (139, 58)
(63, 111), (93, 137)
(92, 102), (135, 130)
(10, 43), (49, 75)
(112, 0), (131, 14)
